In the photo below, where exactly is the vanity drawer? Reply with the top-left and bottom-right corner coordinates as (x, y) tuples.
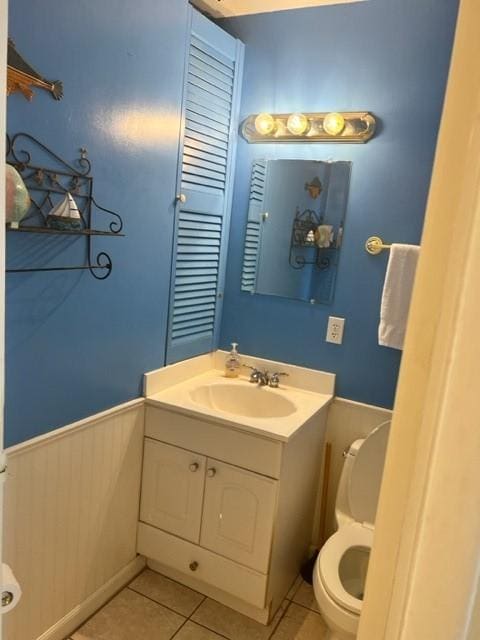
(145, 405), (282, 478)
(137, 522), (268, 608)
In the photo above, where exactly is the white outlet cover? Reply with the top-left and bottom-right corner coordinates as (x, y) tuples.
(326, 316), (345, 344)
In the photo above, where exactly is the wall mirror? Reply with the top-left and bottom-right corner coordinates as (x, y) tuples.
(241, 159), (351, 304)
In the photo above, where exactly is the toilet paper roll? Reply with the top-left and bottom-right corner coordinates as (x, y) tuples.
(1, 564), (22, 614)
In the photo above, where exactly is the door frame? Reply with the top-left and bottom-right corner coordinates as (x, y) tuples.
(1, 0), (8, 637)
(358, 0), (480, 638)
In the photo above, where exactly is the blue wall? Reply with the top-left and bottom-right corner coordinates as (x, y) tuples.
(219, 0), (459, 408)
(6, 0), (459, 446)
(6, 1), (189, 446)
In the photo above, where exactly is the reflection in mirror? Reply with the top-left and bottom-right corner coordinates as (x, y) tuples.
(241, 159), (351, 304)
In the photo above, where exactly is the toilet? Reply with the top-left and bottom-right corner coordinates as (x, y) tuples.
(313, 421), (391, 640)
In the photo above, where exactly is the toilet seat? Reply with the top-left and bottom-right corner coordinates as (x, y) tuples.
(319, 522), (374, 615)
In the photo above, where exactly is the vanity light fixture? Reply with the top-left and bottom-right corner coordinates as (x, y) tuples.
(242, 111), (376, 143)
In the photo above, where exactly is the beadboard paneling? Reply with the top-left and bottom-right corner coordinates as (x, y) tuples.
(3, 400), (144, 640)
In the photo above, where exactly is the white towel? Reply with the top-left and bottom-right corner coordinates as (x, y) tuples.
(378, 243), (420, 350)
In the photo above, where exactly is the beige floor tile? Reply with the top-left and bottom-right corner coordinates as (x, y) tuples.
(286, 575), (302, 600)
(174, 621), (227, 639)
(192, 598), (287, 640)
(72, 588), (185, 640)
(129, 569), (205, 616)
(271, 603), (328, 640)
(291, 581), (320, 612)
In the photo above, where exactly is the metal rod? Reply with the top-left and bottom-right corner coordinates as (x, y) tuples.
(6, 225), (124, 237)
(6, 265), (108, 273)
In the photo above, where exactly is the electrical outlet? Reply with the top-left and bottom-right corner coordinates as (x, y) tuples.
(326, 316), (345, 345)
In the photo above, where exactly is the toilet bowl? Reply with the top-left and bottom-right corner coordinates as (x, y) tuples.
(313, 421), (390, 639)
(314, 523), (372, 639)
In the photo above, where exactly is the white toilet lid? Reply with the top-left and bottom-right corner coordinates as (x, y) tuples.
(348, 421), (390, 525)
(318, 523), (373, 614)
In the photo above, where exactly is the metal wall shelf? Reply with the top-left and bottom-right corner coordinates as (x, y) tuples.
(7, 225), (125, 237)
(6, 133), (125, 279)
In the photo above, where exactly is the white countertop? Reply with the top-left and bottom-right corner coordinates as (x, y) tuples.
(145, 357), (334, 442)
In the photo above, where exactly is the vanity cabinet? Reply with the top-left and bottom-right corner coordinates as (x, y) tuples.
(140, 438), (277, 572)
(137, 403), (328, 624)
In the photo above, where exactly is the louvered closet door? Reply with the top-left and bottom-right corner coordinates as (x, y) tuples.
(166, 8), (244, 364)
(241, 161), (267, 292)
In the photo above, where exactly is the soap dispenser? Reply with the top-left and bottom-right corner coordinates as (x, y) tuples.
(225, 342), (241, 378)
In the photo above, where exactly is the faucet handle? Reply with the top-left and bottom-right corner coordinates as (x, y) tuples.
(243, 364), (262, 383)
(269, 372), (289, 388)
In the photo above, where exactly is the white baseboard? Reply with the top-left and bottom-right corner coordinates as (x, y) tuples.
(36, 556), (146, 640)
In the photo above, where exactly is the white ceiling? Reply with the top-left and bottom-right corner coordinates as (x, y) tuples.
(191, 0), (366, 19)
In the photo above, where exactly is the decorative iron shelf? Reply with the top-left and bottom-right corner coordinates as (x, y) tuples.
(6, 133), (124, 279)
(289, 207), (342, 271)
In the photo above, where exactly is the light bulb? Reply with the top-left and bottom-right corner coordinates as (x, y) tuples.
(286, 113), (309, 136)
(323, 112), (346, 136)
(254, 113), (276, 136)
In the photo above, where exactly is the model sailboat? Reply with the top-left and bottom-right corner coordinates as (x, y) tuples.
(46, 193), (83, 230)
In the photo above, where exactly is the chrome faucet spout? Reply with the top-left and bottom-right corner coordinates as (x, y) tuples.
(243, 364), (270, 385)
(257, 370), (270, 386)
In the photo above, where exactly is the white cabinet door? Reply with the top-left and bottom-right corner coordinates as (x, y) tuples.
(140, 439), (206, 543)
(200, 459), (278, 573)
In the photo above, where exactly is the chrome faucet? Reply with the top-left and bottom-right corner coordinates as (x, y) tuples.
(243, 365), (289, 387)
(243, 365), (268, 385)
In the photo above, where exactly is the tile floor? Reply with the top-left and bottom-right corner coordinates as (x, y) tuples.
(68, 568), (329, 640)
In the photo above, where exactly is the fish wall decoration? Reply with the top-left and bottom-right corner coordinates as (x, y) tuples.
(7, 38), (63, 101)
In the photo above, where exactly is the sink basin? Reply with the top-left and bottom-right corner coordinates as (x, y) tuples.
(189, 383), (296, 419)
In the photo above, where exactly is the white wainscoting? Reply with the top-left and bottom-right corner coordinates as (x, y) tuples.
(1, 392), (391, 639)
(316, 397), (393, 542)
(2, 399), (145, 640)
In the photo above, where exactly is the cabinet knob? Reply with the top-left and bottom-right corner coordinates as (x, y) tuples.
(207, 468), (216, 478)
(176, 193), (187, 204)
(189, 462), (199, 472)
(189, 561), (199, 572)
(2, 591), (14, 607)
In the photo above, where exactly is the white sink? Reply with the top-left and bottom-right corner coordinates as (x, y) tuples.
(144, 353), (335, 442)
(189, 383), (297, 418)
